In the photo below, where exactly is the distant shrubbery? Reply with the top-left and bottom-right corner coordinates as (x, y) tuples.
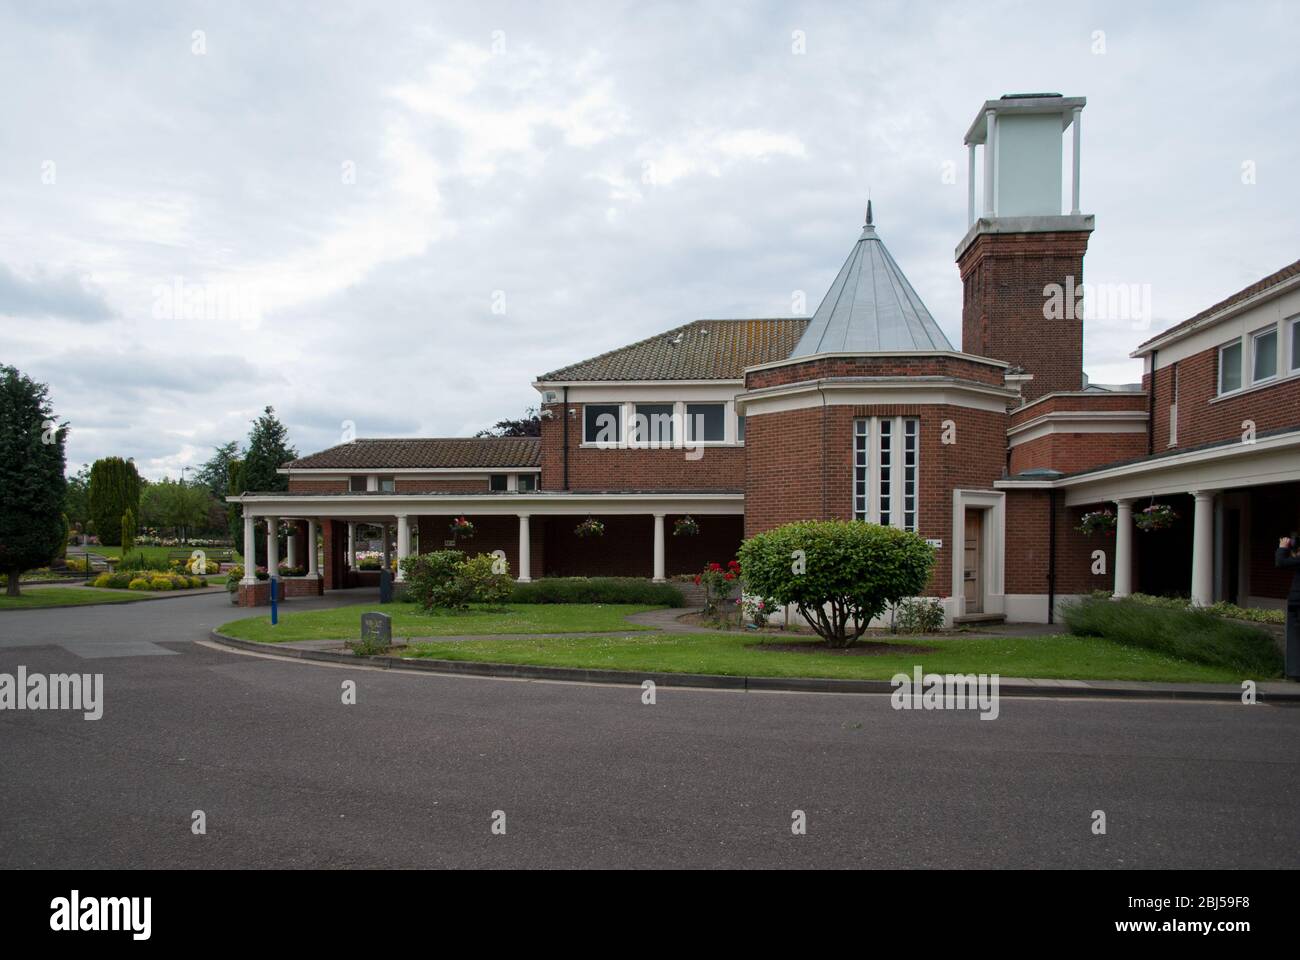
(508, 577), (684, 606)
(1062, 596), (1281, 676)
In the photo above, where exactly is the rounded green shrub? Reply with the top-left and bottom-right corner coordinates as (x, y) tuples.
(128, 578), (150, 591)
(150, 576), (173, 591)
(737, 520), (935, 648)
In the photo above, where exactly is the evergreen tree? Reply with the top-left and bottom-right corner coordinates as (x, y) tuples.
(88, 456), (141, 546)
(64, 464), (91, 534)
(229, 408), (296, 568)
(0, 366), (68, 596)
(196, 440), (241, 497)
(121, 508), (135, 553)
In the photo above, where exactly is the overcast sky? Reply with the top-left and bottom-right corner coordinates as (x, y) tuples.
(2, 0), (1297, 479)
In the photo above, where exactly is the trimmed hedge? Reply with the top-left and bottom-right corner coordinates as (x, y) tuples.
(1061, 596), (1282, 676)
(508, 577), (684, 607)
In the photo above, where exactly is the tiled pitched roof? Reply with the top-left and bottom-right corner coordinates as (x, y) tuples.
(536, 318), (810, 382)
(284, 437), (541, 470)
(1135, 257), (1300, 351)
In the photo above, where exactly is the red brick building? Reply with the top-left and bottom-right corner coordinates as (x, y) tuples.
(231, 93), (1300, 622)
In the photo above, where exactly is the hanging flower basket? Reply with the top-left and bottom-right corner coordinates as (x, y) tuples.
(1135, 502), (1178, 532)
(449, 516), (475, 539)
(673, 515), (699, 537)
(1076, 508), (1117, 537)
(574, 517), (605, 538)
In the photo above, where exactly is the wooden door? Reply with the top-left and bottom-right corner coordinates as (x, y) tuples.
(963, 509), (983, 614)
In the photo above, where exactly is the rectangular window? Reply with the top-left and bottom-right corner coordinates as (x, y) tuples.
(518, 474), (537, 492)
(349, 475), (367, 492)
(736, 414), (746, 443)
(633, 403), (674, 444)
(584, 404), (622, 444)
(685, 403), (725, 442)
(1252, 326), (1278, 383)
(877, 418), (893, 527)
(1218, 340), (1242, 394)
(1291, 317), (1300, 372)
(902, 418), (918, 532)
(489, 474), (508, 492)
(378, 476), (395, 493)
(853, 419), (869, 521)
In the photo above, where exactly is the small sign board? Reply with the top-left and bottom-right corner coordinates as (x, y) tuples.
(360, 612), (392, 647)
(925, 539), (943, 549)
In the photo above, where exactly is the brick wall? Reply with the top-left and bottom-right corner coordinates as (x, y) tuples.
(1009, 431), (1149, 475)
(538, 401), (744, 491)
(288, 478), (348, 493)
(958, 230), (1091, 401)
(1146, 345), (1300, 450)
(744, 399), (1008, 598)
(1004, 491), (1118, 597)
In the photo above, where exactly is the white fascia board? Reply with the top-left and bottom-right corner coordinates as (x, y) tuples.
(533, 379), (742, 390)
(1007, 410), (1149, 446)
(232, 491), (745, 518)
(736, 376), (1017, 415)
(742, 350), (1009, 376)
(1131, 274), (1300, 359)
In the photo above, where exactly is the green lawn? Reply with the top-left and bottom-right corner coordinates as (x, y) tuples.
(398, 632), (1254, 683)
(0, 587), (151, 609)
(219, 602), (663, 644)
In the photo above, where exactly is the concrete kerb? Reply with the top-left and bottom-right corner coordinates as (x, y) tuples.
(206, 629), (1300, 702)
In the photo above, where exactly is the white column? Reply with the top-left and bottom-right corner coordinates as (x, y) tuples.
(1070, 107), (1082, 215)
(1190, 491), (1217, 606)
(307, 519), (319, 578)
(652, 513), (666, 583)
(1113, 499), (1134, 598)
(286, 527), (298, 570)
(967, 142), (976, 226)
(347, 522), (356, 570)
(395, 515), (410, 581)
(982, 110), (996, 217)
(517, 515), (532, 582)
(241, 514), (257, 584)
(266, 517), (280, 577)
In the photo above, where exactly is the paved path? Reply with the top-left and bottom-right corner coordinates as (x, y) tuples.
(1, 592), (1298, 868)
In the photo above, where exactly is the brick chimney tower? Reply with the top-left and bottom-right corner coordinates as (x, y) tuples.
(956, 94), (1093, 401)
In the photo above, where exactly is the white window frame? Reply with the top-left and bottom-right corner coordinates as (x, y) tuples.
(852, 416), (919, 532)
(1250, 324), (1279, 384)
(1291, 316), (1300, 373)
(1217, 337), (1244, 395)
(684, 402), (726, 443)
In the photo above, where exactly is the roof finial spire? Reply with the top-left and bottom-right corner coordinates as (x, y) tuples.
(865, 198), (873, 226)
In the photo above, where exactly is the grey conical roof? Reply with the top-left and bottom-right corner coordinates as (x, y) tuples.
(789, 208), (952, 357)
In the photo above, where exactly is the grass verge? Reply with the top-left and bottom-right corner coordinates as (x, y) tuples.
(0, 587), (151, 610)
(219, 602), (663, 644)
(397, 631), (1254, 683)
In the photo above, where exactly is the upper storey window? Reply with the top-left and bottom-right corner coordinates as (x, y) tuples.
(686, 403), (725, 442)
(348, 475), (367, 492)
(1218, 339), (1242, 395)
(584, 404), (622, 444)
(853, 416), (919, 532)
(633, 404), (675, 444)
(1252, 326), (1278, 383)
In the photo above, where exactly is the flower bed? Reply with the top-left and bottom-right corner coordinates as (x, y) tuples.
(93, 570), (209, 591)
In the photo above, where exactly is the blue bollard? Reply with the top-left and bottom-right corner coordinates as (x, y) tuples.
(270, 577), (279, 625)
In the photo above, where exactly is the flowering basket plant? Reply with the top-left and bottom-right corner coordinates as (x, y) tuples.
(1135, 502), (1178, 532)
(1076, 508), (1117, 537)
(574, 517), (605, 538)
(673, 515), (699, 537)
(449, 516), (475, 539)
